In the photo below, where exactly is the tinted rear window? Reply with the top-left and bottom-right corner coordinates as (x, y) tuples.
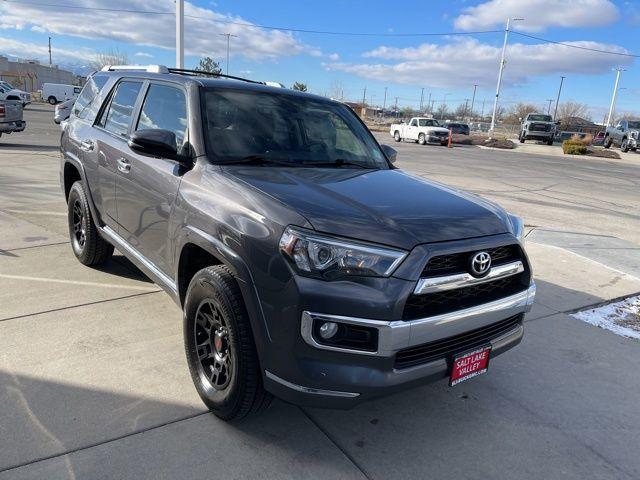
(99, 81), (143, 137)
(74, 75), (109, 120)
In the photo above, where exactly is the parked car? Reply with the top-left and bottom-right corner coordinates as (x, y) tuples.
(60, 65), (535, 420)
(592, 131), (606, 146)
(447, 122), (470, 135)
(519, 113), (557, 145)
(0, 97), (26, 139)
(0, 81), (31, 107)
(42, 83), (82, 104)
(54, 98), (75, 124)
(390, 117), (450, 145)
(604, 120), (639, 152)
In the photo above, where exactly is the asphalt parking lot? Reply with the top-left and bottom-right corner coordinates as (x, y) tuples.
(1, 105), (639, 479)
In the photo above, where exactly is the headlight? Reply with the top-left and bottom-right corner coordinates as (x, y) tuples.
(508, 214), (525, 243)
(279, 226), (407, 279)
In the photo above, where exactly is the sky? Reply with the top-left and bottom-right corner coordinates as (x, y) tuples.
(1, 0), (639, 120)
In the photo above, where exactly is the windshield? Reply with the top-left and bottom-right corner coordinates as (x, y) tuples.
(418, 119), (439, 127)
(201, 88), (388, 168)
(528, 114), (552, 122)
(628, 121), (640, 129)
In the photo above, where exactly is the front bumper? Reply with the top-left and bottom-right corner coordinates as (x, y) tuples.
(263, 283), (535, 408)
(0, 120), (26, 133)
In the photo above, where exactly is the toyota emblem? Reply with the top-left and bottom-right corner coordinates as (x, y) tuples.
(470, 251), (491, 277)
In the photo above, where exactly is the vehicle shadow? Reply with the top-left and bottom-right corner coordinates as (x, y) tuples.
(0, 143), (59, 152)
(92, 254), (154, 284)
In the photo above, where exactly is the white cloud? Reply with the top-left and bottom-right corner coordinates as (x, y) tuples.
(326, 38), (632, 88)
(134, 52), (153, 58)
(0, 36), (95, 63)
(0, 0), (320, 63)
(454, 0), (619, 32)
(328, 53), (340, 61)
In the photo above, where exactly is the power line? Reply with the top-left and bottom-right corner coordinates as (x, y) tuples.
(1, 1), (501, 37)
(511, 31), (639, 58)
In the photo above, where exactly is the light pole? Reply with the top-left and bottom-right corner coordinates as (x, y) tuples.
(420, 88), (424, 112)
(553, 76), (565, 120)
(470, 84), (478, 120)
(489, 17), (524, 137)
(606, 67), (625, 127)
(382, 87), (387, 117)
(220, 33), (238, 75)
(546, 99), (554, 115)
(442, 93), (451, 120)
(176, 0), (184, 68)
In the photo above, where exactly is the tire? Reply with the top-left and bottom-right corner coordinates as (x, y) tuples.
(184, 265), (272, 420)
(48, 96), (57, 105)
(547, 138), (554, 146)
(519, 132), (525, 143)
(604, 136), (612, 149)
(621, 138), (629, 153)
(67, 181), (113, 266)
(393, 131), (401, 142)
(418, 133), (426, 145)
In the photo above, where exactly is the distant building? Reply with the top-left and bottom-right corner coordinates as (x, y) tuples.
(0, 56), (83, 92)
(558, 116), (600, 135)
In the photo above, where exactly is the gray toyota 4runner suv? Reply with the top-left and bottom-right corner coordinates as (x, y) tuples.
(60, 66), (535, 420)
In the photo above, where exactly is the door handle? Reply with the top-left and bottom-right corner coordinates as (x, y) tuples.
(80, 140), (94, 152)
(117, 157), (131, 173)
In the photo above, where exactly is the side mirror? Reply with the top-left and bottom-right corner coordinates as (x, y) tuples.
(128, 129), (181, 161)
(381, 144), (397, 164)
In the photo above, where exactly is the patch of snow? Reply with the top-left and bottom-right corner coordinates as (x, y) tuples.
(572, 295), (640, 340)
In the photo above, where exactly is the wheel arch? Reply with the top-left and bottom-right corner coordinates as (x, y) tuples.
(175, 226), (272, 358)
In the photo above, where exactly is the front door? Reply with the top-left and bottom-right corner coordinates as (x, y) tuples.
(114, 82), (189, 276)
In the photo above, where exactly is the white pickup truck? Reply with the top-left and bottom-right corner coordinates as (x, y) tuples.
(390, 117), (451, 146)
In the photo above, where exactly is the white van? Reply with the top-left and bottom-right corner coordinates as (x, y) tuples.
(41, 83), (82, 105)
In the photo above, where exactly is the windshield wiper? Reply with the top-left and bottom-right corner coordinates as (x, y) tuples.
(225, 155), (298, 167)
(302, 159), (371, 169)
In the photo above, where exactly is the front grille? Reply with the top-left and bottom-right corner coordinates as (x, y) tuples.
(394, 315), (522, 369)
(403, 273), (528, 320)
(422, 244), (521, 277)
(529, 123), (551, 132)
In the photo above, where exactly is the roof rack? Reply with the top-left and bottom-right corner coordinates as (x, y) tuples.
(101, 65), (169, 73)
(99, 65), (266, 85)
(165, 67), (264, 85)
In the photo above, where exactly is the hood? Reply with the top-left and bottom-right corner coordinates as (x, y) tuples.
(429, 127), (451, 134)
(224, 167), (510, 250)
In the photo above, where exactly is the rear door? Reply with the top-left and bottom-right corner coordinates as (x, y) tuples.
(114, 81), (188, 275)
(89, 79), (144, 228)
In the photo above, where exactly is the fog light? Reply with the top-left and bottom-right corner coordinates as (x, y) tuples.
(318, 321), (339, 339)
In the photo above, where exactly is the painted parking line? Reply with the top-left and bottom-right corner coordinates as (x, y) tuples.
(0, 274), (160, 292)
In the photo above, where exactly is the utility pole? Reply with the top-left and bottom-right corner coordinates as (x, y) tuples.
(606, 67), (624, 127)
(427, 92), (432, 114)
(481, 99), (485, 120)
(546, 99), (554, 115)
(220, 33), (238, 75)
(394, 97), (399, 119)
(490, 17), (524, 137)
(553, 76), (565, 120)
(176, 0), (184, 68)
(420, 88), (424, 112)
(463, 99), (469, 120)
(470, 84), (478, 119)
(382, 87), (387, 116)
(48, 37), (52, 66)
(362, 86), (367, 108)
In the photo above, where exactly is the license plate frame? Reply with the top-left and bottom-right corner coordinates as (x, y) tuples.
(449, 345), (492, 387)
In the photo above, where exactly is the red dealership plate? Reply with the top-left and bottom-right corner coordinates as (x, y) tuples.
(449, 345), (491, 386)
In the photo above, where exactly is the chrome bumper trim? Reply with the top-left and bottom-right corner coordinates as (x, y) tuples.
(414, 260), (524, 295)
(301, 283), (536, 357)
(265, 370), (360, 398)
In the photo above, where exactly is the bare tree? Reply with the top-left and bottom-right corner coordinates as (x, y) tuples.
(292, 82), (308, 92)
(195, 57), (222, 74)
(556, 101), (591, 120)
(503, 103), (538, 124)
(329, 80), (344, 100)
(436, 103), (448, 120)
(90, 48), (129, 70)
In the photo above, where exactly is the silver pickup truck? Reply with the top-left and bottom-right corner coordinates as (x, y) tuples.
(0, 97), (26, 139)
(604, 120), (639, 152)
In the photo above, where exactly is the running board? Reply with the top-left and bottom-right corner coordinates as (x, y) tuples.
(100, 225), (178, 297)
